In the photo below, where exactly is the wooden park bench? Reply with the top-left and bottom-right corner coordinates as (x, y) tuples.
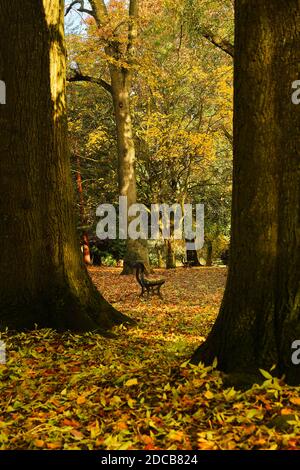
(134, 262), (165, 299)
(182, 256), (193, 268)
(182, 259), (193, 268)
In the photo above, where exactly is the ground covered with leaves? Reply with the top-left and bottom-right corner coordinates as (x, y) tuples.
(0, 267), (300, 450)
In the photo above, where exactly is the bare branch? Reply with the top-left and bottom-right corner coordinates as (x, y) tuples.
(78, 7), (93, 15)
(67, 71), (112, 95)
(65, 0), (93, 17)
(65, 1), (79, 16)
(201, 29), (234, 58)
(221, 126), (233, 145)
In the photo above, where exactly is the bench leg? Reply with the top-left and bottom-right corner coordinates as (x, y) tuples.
(140, 287), (145, 297)
(157, 286), (163, 299)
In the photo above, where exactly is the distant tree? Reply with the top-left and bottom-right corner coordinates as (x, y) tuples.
(0, 0), (132, 331)
(192, 0), (300, 385)
(66, 0), (150, 274)
(66, 0), (232, 269)
(133, 3), (232, 267)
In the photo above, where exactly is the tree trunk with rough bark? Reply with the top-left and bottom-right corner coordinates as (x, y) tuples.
(0, 0), (132, 332)
(192, 0), (300, 385)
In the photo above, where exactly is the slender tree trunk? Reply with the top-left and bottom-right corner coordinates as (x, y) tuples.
(205, 240), (213, 267)
(192, 1), (300, 385)
(76, 155), (91, 265)
(110, 68), (150, 274)
(157, 244), (165, 268)
(186, 241), (201, 267)
(166, 240), (176, 269)
(0, 0), (133, 332)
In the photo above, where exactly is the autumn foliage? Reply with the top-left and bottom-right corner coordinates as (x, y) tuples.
(1, 267), (299, 450)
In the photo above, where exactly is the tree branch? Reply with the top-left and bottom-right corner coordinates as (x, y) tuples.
(65, 0), (93, 17)
(67, 71), (112, 95)
(89, 0), (108, 27)
(201, 29), (234, 58)
(127, 0), (139, 56)
(221, 126), (233, 145)
(129, 0), (139, 19)
(123, 0), (139, 81)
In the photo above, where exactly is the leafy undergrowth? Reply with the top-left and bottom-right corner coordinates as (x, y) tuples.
(0, 267), (299, 450)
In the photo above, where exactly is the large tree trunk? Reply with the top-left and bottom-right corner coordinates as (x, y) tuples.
(0, 0), (132, 332)
(192, 1), (300, 385)
(110, 69), (150, 274)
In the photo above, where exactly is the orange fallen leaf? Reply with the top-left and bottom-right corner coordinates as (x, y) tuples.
(114, 420), (128, 431)
(62, 418), (80, 428)
(281, 408), (294, 415)
(290, 397), (300, 406)
(71, 429), (84, 440)
(34, 439), (45, 448)
(46, 442), (62, 449)
(77, 395), (86, 405)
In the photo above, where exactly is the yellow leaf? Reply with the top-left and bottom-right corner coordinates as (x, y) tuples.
(89, 420), (101, 439)
(125, 378), (138, 387)
(198, 438), (216, 450)
(269, 443), (278, 450)
(204, 390), (214, 400)
(127, 398), (136, 408)
(110, 396), (122, 406)
(168, 430), (184, 442)
(259, 369), (273, 380)
(212, 357), (218, 368)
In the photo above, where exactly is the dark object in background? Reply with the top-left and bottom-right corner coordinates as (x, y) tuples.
(133, 262), (165, 299)
(220, 249), (230, 266)
(89, 236), (126, 266)
(185, 240), (201, 267)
